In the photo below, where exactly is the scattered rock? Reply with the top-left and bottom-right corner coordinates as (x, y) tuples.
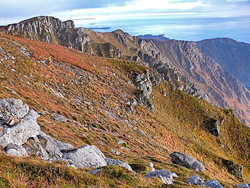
(90, 169), (101, 174)
(118, 139), (126, 144)
(205, 179), (223, 188)
(149, 162), (155, 171)
(170, 151), (205, 171)
(52, 115), (68, 122)
(235, 183), (250, 187)
(111, 148), (120, 155)
(188, 175), (223, 188)
(187, 175), (204, 185)
(146, 162), (178, 185)
(0, 98), (133, 173)
(105, 158), (133, 172)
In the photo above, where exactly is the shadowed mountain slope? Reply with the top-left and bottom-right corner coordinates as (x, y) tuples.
(196, 38), (250, 85)
(155, 40), (250, 126)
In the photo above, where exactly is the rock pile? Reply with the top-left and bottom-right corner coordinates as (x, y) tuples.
(0, 98), (133, 172)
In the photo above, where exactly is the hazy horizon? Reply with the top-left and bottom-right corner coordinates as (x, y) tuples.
(0, 0), (249, 43)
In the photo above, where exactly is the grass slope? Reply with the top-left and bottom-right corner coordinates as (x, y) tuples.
(0, 32), (250, 187)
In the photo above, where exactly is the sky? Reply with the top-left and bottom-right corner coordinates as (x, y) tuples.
(0, 0), (249, 43)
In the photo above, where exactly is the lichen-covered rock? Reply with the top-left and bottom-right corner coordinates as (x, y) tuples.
(170, 151), (205, 171)
(62, 145), (107, 168)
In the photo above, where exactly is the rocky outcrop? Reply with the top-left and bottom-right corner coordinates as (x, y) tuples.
(170, 152), (205, 171)
(0, 98), (133, 172)
(132, 70), (155, 111)
(146, 162), (178, 185)
(204, 117), (221, 137)
(222, 159), (243, 178)
(0, 98), (40, 156)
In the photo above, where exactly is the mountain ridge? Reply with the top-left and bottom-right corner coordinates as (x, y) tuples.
(1, 16), (250, 128)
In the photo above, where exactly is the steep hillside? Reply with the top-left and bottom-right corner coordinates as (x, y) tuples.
(2, 16), (250, 129)
(196, 38), (250, 85)
(1, 30), (250, 187)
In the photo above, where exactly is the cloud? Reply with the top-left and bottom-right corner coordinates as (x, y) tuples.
(227, 0), (248, 2)
(54, 0), (205, 22)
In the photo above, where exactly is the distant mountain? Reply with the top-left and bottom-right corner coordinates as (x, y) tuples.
(138, 34), (170, 45)
(196, 38), (250, 85)
(137, 34), (169, 41)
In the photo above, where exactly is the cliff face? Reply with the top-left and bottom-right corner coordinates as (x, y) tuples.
(0, 16), (122, 58)
(1, 16), (250, 127)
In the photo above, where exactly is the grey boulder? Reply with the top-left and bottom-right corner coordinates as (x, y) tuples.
(105, 158), (133, 172)
(146, 162), (178, 185)
(205, 179), (223, 188)
(62, 145), (107, 168)
(187, 175), (204, 185)
(170, 151), (205, 171)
